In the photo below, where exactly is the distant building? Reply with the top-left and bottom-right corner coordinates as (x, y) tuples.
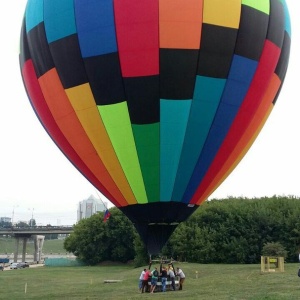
(77, 195), (107, 221)
(29, 218), (36, 227)
(0, 217), (11, 223)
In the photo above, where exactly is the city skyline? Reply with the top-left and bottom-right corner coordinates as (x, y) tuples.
(1, 194), (106, 226)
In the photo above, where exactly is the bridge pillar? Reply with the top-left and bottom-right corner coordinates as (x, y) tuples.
(34, 235), (45, 263)
(14, 236), (30, 262)
(14, 237), (20, 262)
(22, 237), (28, 262)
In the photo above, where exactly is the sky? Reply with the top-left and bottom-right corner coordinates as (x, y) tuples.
(0, 1), (299, 226)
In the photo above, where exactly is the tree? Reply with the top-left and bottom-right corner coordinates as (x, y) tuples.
(29, 218), (36, 227)
(16, 221), (29, 228)
(64, 208), (136, 265)
(0, 220), (11, 228)
(262, 242), (288, 258)
(65, 196), (300, 264)
(133, 234), (148, 267)
(160, 196), (300, 263)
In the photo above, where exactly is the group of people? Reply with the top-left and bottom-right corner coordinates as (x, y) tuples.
(138, 265), (185, 293)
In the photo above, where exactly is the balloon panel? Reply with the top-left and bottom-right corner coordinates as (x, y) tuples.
(20, 0), (291, 253)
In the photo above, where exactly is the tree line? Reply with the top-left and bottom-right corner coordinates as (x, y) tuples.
(64, 196), (300, 265)
(0, 220), (59, 240)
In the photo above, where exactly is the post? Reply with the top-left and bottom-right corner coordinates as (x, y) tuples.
(278, 257), (284, 272)
(261, 256), (264, 273)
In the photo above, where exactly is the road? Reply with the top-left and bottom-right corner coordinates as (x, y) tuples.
(2, 263), (44, 271)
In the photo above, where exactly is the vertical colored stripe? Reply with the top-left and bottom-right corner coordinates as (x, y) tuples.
(242, 0), (270, 14)
(199, 74), (281, 204)
(38, 69), (127, 204)
(21, 60), (123, 207)
(189, 41), (281, 204)
(159, 49), (199, 100)
(133, 124), (160, 202)
(44, 0), (77, 43)
(203, 0), (241, 28)
(160, 100), (191, 201)
(281, 0), (291, 36)
(65, 84), (137, 205)
(114, 0), (159, 77)
(75, 0), (117, 57)
(99, 102), (148, 204)
(199, 107), (272, 204)
(182, 4), (272, 204)
(172, 76), (226, 201)
(182, 55), (257, 203)
(25, 0), (44, 32)
(159, 0), (203, 49)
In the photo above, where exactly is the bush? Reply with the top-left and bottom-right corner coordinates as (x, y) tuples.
(261, 242), (288, 258)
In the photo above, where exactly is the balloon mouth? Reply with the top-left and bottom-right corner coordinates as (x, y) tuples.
(120, 202), (198, 254)
(134, 223), (178, 255)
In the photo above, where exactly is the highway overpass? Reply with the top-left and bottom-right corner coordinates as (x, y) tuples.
(0, 226), (74, 236)
(0, 226), (74, 263)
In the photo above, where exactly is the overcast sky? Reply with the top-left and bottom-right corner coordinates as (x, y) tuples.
(0, 1), (299, 225)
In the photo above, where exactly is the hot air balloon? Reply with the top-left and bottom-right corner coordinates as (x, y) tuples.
(20, 0), (291, 255)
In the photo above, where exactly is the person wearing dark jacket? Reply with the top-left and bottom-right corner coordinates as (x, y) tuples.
(160, 267), (168, 292)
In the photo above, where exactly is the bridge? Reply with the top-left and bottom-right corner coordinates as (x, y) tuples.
(0, 225), (74, 236)
(0, 226), (74, 263)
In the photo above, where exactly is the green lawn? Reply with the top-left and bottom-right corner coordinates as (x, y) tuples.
(1, 263), (300, 299)
(0, 237), (66, 255)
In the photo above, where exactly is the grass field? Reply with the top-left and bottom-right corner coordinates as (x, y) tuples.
(1, 263), (300, 299)
(0, 237), (66, 255)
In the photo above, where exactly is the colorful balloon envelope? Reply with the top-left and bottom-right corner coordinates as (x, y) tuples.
(20, 0), (291, 254)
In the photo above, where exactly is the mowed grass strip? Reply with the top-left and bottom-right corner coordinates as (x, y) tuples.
(0, 236), (66, 257)
(1, 263), (300, 299)
(0, 237), (66, 255)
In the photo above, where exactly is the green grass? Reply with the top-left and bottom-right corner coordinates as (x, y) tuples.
(0, 237), (66, 255)
(42, 239), (68, 254)
(1, 263), (300, 299)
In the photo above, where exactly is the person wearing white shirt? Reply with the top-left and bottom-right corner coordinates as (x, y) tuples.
(139, 268), (146, 292)
(167, 266), (176, 291)
(176, 267), (185, 290)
